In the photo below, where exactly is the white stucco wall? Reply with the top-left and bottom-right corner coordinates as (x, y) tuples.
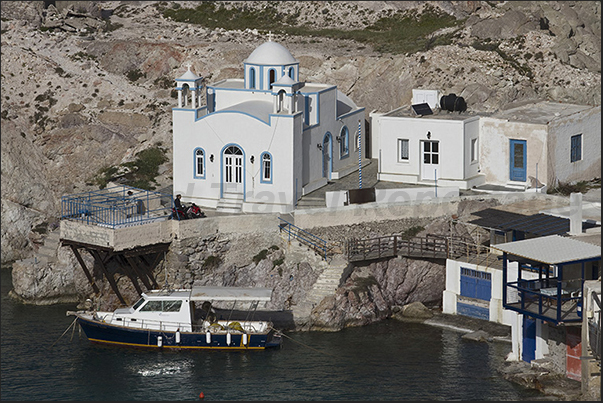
(548, 106), (601, 185)
(374, 114), (481, 189)
(479, 118), (548, 187)
(173, 108), (300, 211)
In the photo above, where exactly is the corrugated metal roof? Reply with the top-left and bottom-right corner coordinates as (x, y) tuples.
(470, 210), (599, 236)
(491, 235), (601, 265)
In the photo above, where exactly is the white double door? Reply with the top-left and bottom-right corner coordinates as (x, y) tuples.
(223, 146), (243, 193)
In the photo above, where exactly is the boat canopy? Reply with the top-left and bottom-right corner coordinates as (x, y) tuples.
(190, 286), (273, 302)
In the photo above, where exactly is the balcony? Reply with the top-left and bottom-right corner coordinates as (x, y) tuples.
(504, 278), (582, 324)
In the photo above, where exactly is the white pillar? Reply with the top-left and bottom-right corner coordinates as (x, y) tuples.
(178, 91), (182, 108)
(569, 192), (583, 235)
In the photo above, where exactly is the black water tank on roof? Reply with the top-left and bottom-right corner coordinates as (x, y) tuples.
(440, 94), (467, 112)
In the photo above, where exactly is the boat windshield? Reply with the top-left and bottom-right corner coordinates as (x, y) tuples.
(132, 297), (146, 311)
(139, 300), (183, 312)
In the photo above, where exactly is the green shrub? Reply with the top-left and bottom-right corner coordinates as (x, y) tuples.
(92, 145), (167, 190)
(160, 3), (461, 55)
(253, 249), (268, 264)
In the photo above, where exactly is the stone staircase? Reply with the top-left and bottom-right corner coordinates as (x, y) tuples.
(296, 195), (326, 209)
(306, 254), (348, 305)
(216, 192), (244, 213)
(36, 229), (61, 265)
(279, 229), (349, 322)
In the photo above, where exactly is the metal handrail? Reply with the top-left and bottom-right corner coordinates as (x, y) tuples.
(278, 217), (329, 260)
(61, 185), (172, 228)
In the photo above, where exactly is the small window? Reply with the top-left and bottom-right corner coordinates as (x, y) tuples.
(288, 67), (294, 79)
(570, 134), (582, 162)
(398, 139), (409, 161)
(194, 148), (205, 178)
(471, 138), (478, 163)
(339, 126), (349, 158)
(249, 68), (256, 89)
(261, 152), (272, 183)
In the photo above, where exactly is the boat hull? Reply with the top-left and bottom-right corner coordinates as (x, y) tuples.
(75, 315), (282, 350)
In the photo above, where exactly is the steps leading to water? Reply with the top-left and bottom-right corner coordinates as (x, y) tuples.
(36, 230), (60, 265)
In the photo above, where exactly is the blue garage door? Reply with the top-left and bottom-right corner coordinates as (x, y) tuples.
(460, 267), (491, 301)
(458, 268), (492, 320)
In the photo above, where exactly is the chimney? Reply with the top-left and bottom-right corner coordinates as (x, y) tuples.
(569, 192), (583, 235)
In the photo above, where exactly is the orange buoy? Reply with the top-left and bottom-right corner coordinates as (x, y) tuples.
(199, 392), (205, 399)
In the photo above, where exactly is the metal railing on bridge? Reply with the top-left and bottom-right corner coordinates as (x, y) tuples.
(278, 217), (332, 261)
(61, 185), (172, 228)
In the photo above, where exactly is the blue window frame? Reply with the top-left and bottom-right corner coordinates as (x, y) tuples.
(339, 126), (349, 158)
(288, 67), (295, 79)
(194, 148), (205, 179)
(570, 134), (582, 162)
(260, 152), (272, 184)
(249, 68), (256, 89)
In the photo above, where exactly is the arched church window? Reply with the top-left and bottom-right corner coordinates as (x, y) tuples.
(194, 148), (205, 178)
(288, 67), (295, 79)
(261, 152), (272, 183)
(224, 146), (243, 156)
(269, 69), (276, 89)
(250, 68), (256, 89)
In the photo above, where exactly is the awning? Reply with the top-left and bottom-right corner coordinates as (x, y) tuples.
(190, 286), (273, 302)
(491, 235), (601, 265)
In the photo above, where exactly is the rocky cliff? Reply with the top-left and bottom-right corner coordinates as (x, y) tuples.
(1, 1), (600, 265)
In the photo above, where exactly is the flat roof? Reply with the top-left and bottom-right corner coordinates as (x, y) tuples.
(491, 235), (601, 265)
(489, 101), (595, 125)
(384, 105), (479, 121)
(190, 286), (273, 301)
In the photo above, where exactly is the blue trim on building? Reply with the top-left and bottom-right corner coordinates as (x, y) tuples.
(193, 147), (206, 180)
(260, 151), (273, 184)
(219, 143), (246, 200)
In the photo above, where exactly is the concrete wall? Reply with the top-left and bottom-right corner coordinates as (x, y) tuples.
(480, 118), (548, 187)
(293, 192), (564, 229)
(548, 106), (601, 186)
(325, 186), (460, 207)
(60, 219), (173, 251)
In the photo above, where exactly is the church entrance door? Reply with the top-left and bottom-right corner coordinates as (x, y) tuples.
(223, 145), (243, 193)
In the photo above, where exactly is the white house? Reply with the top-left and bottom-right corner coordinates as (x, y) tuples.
(370, 102), (485, 190)
(172, 39), (365, 214)
(480, 102), (601, 189)
(372, 95), (601, 192)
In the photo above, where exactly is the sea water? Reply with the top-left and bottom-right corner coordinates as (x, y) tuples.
(1, 268), (540, 401)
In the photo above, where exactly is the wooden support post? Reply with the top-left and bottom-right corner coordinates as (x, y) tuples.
(91, 250), (126, 305)
(125, 255), (153, 291)
(117, 255), (143, 296)
(70, 245), (100, 294)
(144, 253), (162, 289)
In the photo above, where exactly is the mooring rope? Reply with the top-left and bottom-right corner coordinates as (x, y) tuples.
(271, 327), (336, 357)
(50, 317), (78, 349)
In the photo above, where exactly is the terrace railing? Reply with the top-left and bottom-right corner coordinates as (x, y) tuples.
(61, 185), (172, 228)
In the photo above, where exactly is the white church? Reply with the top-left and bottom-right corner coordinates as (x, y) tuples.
(172, 39), (366, 214)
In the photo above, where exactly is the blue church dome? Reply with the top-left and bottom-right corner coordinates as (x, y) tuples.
(245, 41), (298, 65)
